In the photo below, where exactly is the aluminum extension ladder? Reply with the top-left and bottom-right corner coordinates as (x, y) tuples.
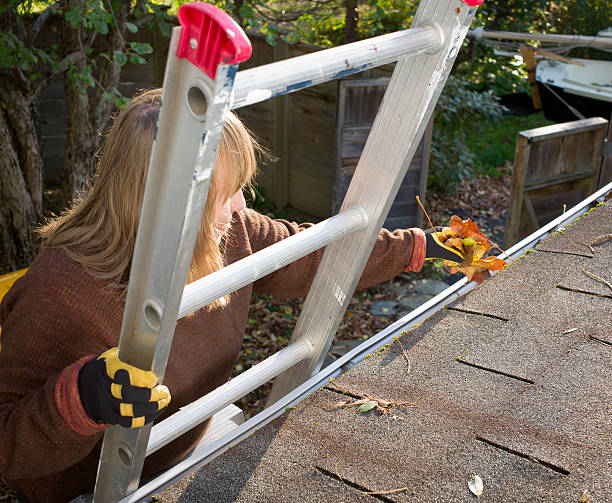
(93, 0), (482, 501)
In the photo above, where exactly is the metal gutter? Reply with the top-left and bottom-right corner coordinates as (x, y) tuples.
(120, 180), (612, 503)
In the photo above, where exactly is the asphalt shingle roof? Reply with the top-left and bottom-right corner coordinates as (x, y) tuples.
(155, 200), (612, 503)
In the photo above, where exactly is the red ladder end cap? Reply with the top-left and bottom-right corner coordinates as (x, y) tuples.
(462, 0), (485, 5)
(177, 2), (252, 80)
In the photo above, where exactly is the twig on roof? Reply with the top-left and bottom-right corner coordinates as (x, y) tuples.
(362, 486), (410, 495)
(576, 241), (595, 253)
(576, 234), (612, 253)
(335, 462), (344, 484)
(324, 380), (417, 418)
(582, 269), (612, 292)
(393, 335), (411, 373)
(327, 379), (361, 397)
(589, 234), (612, 247)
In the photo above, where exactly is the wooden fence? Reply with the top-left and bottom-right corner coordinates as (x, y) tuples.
(38, 25), (431, 228)
(504, 117), (609, 247)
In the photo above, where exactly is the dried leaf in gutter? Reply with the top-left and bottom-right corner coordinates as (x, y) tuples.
(468, 474), (483, 497)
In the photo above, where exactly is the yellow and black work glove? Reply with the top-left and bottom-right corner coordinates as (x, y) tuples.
(425, 227), (464, 262)
(78, 347), (171, 428)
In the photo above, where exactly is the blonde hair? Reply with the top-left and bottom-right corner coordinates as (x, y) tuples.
(39, 89), (258, 309)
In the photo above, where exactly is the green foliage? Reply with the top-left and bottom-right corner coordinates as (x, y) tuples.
(295, 0), (418, 47)
(64, 2), (114, 33)
(358, 0), (417, 37)
(430, 104), (553, 192)
(429, 76), (506, 191)
(0, 31), (54, 72)
(457, 0), (612, 94)
(465, 112), (552, 175)
(1, 0), (172, 102)
(456, 48), (530, 95)
(245, 185), (292, 220)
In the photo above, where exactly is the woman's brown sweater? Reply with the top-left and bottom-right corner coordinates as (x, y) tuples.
(0, 209), (425, 502)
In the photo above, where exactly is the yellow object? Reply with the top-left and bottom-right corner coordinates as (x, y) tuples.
(0, 268), (29, 350)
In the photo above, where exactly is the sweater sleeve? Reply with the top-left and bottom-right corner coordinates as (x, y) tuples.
(239, 209), (425, 298)
(0, 253), (115, 479)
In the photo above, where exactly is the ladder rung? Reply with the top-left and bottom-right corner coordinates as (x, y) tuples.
(230, 25), (442, 109)
(146, 339), (313, 455)
(178, 205), (368, 318)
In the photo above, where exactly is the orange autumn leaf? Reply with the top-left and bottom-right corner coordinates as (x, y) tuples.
(431, 216), (507, 283)
(448, 215), (490, 247)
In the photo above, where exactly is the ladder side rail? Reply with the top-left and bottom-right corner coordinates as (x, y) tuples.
(267, 0), (481, 404)
(178, 205), (368, 318)
(146, 339), (314, 455)
(94, 15), (250, 502)
(230, 25), (442, 109)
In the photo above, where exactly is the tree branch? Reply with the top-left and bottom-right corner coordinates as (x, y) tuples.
(31, 1), (59, 43)
(52, 50), (83, 76)
(93, 3), (128, 132)
(252, 0), (338, 24)
(105, 0), (125, 46)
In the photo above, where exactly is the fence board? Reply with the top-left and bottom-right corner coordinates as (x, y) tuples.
(334, 77), (432, 229)
(504, 117), (608, 247)
(599, 112), (612, 187)
(37, 23), (427, 229)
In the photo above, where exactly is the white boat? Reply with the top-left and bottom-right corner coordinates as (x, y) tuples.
(536, 58), (612, 103)
(469, 27), (612, 121)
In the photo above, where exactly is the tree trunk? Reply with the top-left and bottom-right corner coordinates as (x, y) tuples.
(60, 5), (127, 203)
(343, 0), (359, 43)
(61, 58), (97, 202)
(0, 91), (44, 274)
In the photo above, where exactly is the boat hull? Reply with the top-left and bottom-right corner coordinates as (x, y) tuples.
(536, 58), (612, 122)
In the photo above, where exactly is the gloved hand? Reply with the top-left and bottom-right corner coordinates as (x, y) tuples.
(425, 227), (464, 262)
(78, 347), (171, 428)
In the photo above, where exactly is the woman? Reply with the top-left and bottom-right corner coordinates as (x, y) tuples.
(0, 89), (451, 502)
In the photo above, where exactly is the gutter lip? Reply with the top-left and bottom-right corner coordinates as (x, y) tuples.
(121, 180), (612, 503)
